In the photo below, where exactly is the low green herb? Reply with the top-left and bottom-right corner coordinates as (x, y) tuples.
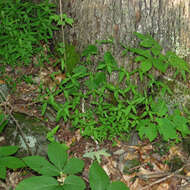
(16, 142), (85, 190)
(40, 33), (190, 143)
(0, 146), (25, 179)
(89, 161), (129, 190)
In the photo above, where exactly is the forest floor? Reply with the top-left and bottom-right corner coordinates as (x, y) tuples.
(1, 63), (190, 190)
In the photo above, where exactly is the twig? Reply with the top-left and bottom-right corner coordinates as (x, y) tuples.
(0, 89), (32, 155)
(140, 166), (184, 190)
(0, 179), (10, 190)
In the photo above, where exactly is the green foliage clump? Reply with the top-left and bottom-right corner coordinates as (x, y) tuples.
(39, 33), (190, 143)
(0, 0), (58, 68)
(15, 142), (129, 190)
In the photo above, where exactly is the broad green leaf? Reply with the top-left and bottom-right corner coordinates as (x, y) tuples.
(89, 161), (110, 190)
(153, 57), (168, 73)
(151, 99), (168, 117)
(0, 156), (25, 169)
(171, 114), (190, 137)
(94, 72), (106, 87)
(0, 146), (19, 157)
(140, 60), (152, 73)
(63, 158), (84, 174)
(156, 118), (178, 141)
(23, 156), (59, 176)
(15, 176), (61, 190)
(0, 165), (6, 179)
(140, 39), (154, 48)
(104, 51), (117, 66)
(135, 56), (146, 62)
(48, 142), (68, 171)
(82, 45), (98, 57)
(151, 45), (161, 56)
(63, 175), (86, 190)
(134, 32), (147, 40)
(138, 123), (157, 142)
(108, 181), (129, 190)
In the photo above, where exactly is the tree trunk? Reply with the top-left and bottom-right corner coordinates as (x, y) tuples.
(62, 0), (190, 61)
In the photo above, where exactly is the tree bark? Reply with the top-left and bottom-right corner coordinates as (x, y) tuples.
(62, 0), (190, 63)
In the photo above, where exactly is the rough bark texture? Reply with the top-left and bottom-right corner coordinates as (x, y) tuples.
(62, 0), (190, 63)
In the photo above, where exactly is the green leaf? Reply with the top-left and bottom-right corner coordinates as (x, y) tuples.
(48, 142), (68, 171)
(104, 51), (117, 66)
(151, 99), (168, 117)
(63, 158), (84, 174)
(46, 125), (60, 142)
(171, 113), (190, 137)
(135, 56), (146, 62)
(83, 149), (111, 163)
(0, 156), (25, 169)
(134, 32), (147, 40)
(140, 60), (152, 73)
(156, 118), (178, 141)
(15, 176), (62, 190)
(41, 102), (47, 116)
(23, 156), (60, 176)
(63, 175), (86, 190)
(0, 165), (6, 179)
(137, 122), (157, 142)
(89, 161), (110, 190)
(82, 45), (98, 57)
(94, 72), (106, 87)
(107, 181), (129, 190)
(0, 146), (19, 157)
(140, 39), (154, 48)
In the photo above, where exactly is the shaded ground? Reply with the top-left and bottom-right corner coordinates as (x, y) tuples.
(1, 64), (190, 190)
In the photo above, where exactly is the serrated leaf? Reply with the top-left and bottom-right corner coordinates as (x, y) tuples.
(138, 123), (157, 142)
(0, 165), (6, 179)
(156, 118), (178, 141)
(108, 181), (129, 190)
(0, 146), (19, 157)
(23, 156), (60, 176)
(151, 99), (168, 117)
(83, 149), (111, 163)
(63, 175), (86, 190)
(0, 156), (25, 169)
(63, 158), (84, 174)
(89, 161), (110, 190)
(48, 142), (68, 171)
(15, 176), (61, 190)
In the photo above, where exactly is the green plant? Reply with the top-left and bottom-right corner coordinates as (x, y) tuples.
(15, 142), (130, 190)
(16, 142), (85, 190)
(0, 0), (56, 67)
(0, 112), (8, 133)
(0, 146), (25, 179)
(89, 161), (129, 190)
(83, 149), (111, 164)
(46, 125), (60, 142)
(39, 33), (190, 143)
(0, 112), (25, 180)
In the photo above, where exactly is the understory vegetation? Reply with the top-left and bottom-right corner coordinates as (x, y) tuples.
(0, 0), (190, 189)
